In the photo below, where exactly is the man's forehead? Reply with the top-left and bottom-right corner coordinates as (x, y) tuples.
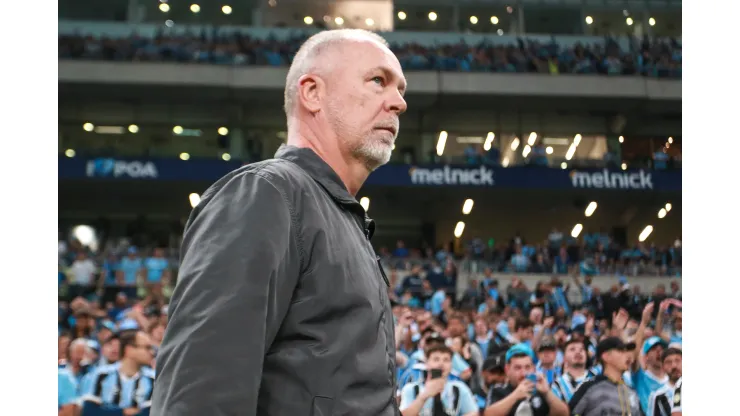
(341, 41), (406, 84)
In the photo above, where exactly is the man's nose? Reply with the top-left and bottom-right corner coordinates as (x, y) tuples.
(387, 90), (407, 115)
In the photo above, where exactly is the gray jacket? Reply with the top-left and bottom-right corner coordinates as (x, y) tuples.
(151, 145), (398, 416)
(568, 374), (642, 416)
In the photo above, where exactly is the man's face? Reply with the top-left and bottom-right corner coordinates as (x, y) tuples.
(663, 354), (682, 382)
(564, 342), (587, 368)
(516, 326), (534, 342)
(603, 349), (630, 372)
(483, 369), (506, 386)
(447, 318), (465, 337)
(69, 343), (86, 364)
(128, 332), (154, 366)
(426, 351), (452, 377)
(323, 40), (407, 171)
(102, 339), (120, 362)
(538, 349), (556, 366)
(474, 319), (488, 335)
(647, 345), (664, 367)
(506, 356), (535, 386)
(554, 329), (567, 346)
(674, 312), (682, 331)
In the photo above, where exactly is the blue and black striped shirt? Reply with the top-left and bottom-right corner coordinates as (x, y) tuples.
(80, 363), (155, 409)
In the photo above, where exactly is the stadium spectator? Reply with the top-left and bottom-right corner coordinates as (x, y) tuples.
(68, 251), (97, 299)
(117, 247), (143, 299)
(58, 367), (79, 415)
(60, 337), (93, 384)
(550, 338), (589, 403)
(647, 348), (682, 416)
(98, 333), (120, 367)
(143, 247), (170, 288)
(631, 303), (670, 414)
(81, 330), (155, 412)
(484, 344), (568, 416)
(399, 344), (479, 416)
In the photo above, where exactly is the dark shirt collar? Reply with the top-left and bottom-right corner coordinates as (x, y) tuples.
(274, 144), (375, 239)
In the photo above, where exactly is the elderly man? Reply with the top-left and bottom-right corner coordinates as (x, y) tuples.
(151, 29), (407, 416)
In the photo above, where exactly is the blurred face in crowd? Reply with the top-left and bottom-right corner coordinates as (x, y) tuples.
(58, 335), (71, 360)
(655, 285), (666, 296)
(538, 348), (557, 367)
(602, 349), (630, 373)
(150, 323), (166, 345)
(450, 336), (464, 354)
(674, 311), (682, 331)
(69, 341), (87, 364)
(506, 355), (535, 386)
(447, 316), (465, 337)
(554, 328), (568, 347)
(515, 325), (534, 342)
(426, 351), (452, 377)
(529, 308), (543, 325)
(102, 338), (120, 363)
(97, 327), (113, 345)
(474, 318), (488, 336)
(483, 368), (506, 387)
(126, 332), (155, 366)
(663, 352), (682, 383)
(646, 345), (664, 369)
(564, 342), (587, 369)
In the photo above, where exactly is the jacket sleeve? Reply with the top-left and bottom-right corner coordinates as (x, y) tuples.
(150, 171), (302, 416)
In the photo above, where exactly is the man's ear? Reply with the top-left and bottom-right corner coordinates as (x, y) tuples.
(297, 74), (324, 113)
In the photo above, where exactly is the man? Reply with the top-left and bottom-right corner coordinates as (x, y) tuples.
(670, 378), (682, 415)
(568, 337), (641, 416)
(632, 304), (669, 414)
(550, 338), (588, 403)
(476, 354), (507, 403)
(152, 29), (407, 416)
(511, 317), (535, 346)
(58, 367), (78, 416)
(399, 345), (478, 416)
(535, 337), (560, 384)
(81, 330), (155, 413)
(647, 348), (682, 416)
(116, 247), (142, 299)
(484, 344), (568, 416)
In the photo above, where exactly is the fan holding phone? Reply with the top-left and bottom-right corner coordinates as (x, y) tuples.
(399, 344), (480, 416)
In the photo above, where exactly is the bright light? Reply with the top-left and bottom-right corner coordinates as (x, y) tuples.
(565, 143), (576, 160)
(173, 125), (184, 134)
(83, 123), (94, 132)
(436, 131), (448, 156)
(222, 5), (232, 15)
(159, 3), (170, 12)
(527, 132), (537, 146)
(626, 17), (634, 26)
(585, 16), (593, 25)
(470, 16), (478, 24)
(619, 135), (624, 143)
(128, 124), (139, 133)
(561, 162), (567, 169)
(189, 193), (201, 208)
(483, 132), (495, 151)
(462, 199), (474, 215)
(658, 208), (667, 219)
(218, 127), (229, 136)
(72, 225), (97, 249)
(621, 162), (627, 170)
(365, 18), (374, 26)
(304, 16), (314, 24)
(497, 29), (504, 35)
(668, 137), (674, 144)
(190, 4), (200, 13)
(585, 201), (598, 217)
(397, 11), (407, 20)
(179, 152), (190, 161)
(428, 11), (437, 21)
(510, 137), (520, 151)
(360, 197), (370, 212)
(165, 19), (174, 27)
(335, 16), (344, 25)
(454, 221), (465, 238)
(65, 149), (76, 158)
(571, 223), (583, 238)
(639, 225), (654, 242)
(573, 134), (582, 146)
(490, 16), (499, 24)
(522, 145), (531, 158)
(502, 157), (509, 167)
(649, 17), (656, 26)
(546, 146), (553, 154)
(222, 153), (231, 161)
(665, 203), (672, 212)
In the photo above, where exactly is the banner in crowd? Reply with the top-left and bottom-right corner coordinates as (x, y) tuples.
(59, 157), (681, 191)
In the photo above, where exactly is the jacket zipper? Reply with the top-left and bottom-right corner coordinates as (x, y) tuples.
(376, 256), (390, 287)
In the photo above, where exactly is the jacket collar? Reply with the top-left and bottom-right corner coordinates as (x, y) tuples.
(274, 145), (375, 239)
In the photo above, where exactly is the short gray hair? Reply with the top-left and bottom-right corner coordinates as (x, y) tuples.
(283, 29), (389, 117)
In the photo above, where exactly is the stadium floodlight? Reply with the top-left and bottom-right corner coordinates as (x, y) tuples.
(522, 145), (531, 158)
(159, 3), (170, 12)
(428, 12), (437, 21)
(397, 11), (407, 20)
(571, 224), (583, 238)
(665, 203), (672, 212)
(222, 5), (232, 15)
(173, 126), (184, 134)
(335, 16), (344, 25)
(573, 134), (582, 146)
(454, 221), (465, 238)
(658, 208), (667, 219)
(83, 123), (94, 132)
(218, 127), (229, 136)
(585, 201), (598, 217)
(189, 193), (201, 208)
(360, 197), (370, 212)
(222, 153), (231, 161)
(626, 17), (634, 26)
(561, 162), (567, 169)
(365, 18), (374, 26)
(65, 149), (76, 158)
(510, 137), (520, 151)
(528, 132), (537, 146)
(565, 143), (576, 160)
(190, 4), (200, 13)
(639, 225), (653, 242)
(304, 16), (314, 25)
(585, 16), (593, 25)
(483, 132), (495, 150)
(502, 157), (510, 167)
(546, 146), (553, 154)
(436, 131), (448, 156)
(469, 16), (478, 24)
(128, 124), (139, 133)
(462, 199), (474, 215)
(179, 152), (190, 161)
(621, 163), (627, 170)
(668, 137), (674, 144)
(490, 16), (499, 24)
(72, 225), (98, 251)
(649, 17), (656, 26)
(619, 136), (624, 143)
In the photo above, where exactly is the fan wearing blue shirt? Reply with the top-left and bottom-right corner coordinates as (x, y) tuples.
(399, 344), (479, 416)
(632, 333), (669, 415)
(118, 247), (143, 298)
(58, 367), (79, 415)
(144, 248), (169, 285)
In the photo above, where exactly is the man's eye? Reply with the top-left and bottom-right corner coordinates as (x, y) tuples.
(372, 76), (385, 86)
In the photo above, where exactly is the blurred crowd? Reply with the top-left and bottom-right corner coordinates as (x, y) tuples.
(58, 28), (681, 78)
(57, 228), (682, 415)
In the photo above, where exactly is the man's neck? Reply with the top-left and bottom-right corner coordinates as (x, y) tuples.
(118, 358), (140, 378)
(603, 366), (623, 383)
(647, 365), (665, 378)
(539, 362), (555, 370)
(287, 128), (369, 196)
(566, 367), (586, 379)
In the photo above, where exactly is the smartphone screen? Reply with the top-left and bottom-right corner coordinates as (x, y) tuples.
(430, 369), (443, 379)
